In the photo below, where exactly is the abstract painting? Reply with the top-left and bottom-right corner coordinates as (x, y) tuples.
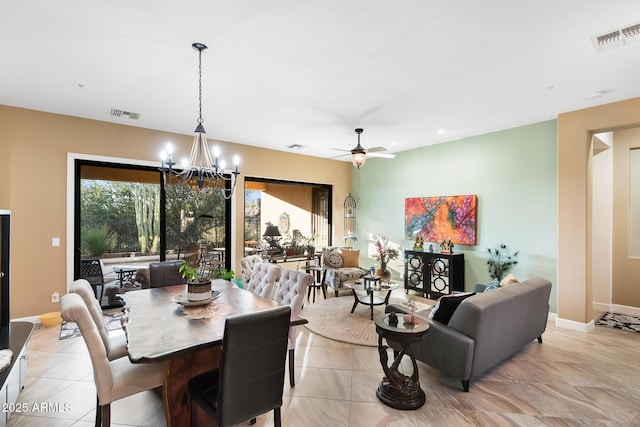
(405, 195), (477, 245)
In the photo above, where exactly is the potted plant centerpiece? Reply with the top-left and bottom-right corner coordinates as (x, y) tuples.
(179, 261), (211, 302)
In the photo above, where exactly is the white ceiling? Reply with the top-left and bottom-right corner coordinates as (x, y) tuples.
(2, 1), (640, 162)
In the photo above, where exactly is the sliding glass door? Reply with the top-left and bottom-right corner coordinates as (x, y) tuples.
(74, 159), (231, 305)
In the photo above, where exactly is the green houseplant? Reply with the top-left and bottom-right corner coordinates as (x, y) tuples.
(178, 261), (203, 283)
(211, 268), (235, 281)
(486, 244), (519, 280)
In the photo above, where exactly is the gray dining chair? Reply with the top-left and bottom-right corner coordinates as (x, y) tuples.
(59, 293), (167, 427)
(188, 305), (291, 427)
(149, 260), (185, 288)
(69, 279), (127, 361)
(245, 263), (281, 299)
(272, 269), (313, 387)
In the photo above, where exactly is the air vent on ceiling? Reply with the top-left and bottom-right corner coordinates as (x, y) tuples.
(110, 108), (141, 120)
(591, 21), (640, 52)
(287, 144), (305, 150)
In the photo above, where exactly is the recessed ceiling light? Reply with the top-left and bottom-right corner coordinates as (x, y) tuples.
(390, 141), (397, 146)
(437, 129), (445, 134)
(588, 91), (604, 99)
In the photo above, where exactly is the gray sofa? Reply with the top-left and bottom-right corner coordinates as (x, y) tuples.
(386, 277), (552, 392)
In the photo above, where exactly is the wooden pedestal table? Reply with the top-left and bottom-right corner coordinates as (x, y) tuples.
(374, 313), (429, 410)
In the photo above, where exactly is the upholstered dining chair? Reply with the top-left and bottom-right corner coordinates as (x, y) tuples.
(239, 254), (264, 286)
(188, 305), (291, 427)
(245, 263), (281, 299)
(272, 269), (313, 387)
(59, 293), (166, 427)
(69, 279), (127, 361)
(149, 260), (185, 288)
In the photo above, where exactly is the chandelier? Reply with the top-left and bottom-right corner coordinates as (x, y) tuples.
(159, 42), (240, 199)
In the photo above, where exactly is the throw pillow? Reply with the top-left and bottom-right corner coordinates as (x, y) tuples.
(484, 282), (501, 292)
(500, 273), (519, 287)
(340, 249), (360, 267)
(325, 250), (344, 269)
(429, 292), (476, 324)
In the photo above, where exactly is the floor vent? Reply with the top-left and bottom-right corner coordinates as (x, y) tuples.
(110, 108), (141, 120)
(592, 21), (640, 52)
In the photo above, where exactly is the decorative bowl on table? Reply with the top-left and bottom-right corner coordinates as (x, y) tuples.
(39, 311), (62, 327)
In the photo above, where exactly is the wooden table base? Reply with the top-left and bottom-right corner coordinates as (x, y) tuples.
(376, 337), (425, 410)
(164, 346), (221, 426)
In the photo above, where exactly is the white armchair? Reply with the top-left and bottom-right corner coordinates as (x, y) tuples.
(322, 246), (367, 297)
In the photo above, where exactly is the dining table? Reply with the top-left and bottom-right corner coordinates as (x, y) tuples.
(121, 279), (307, 427)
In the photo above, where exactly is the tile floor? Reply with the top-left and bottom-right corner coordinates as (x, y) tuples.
(6, 290), (640, 426)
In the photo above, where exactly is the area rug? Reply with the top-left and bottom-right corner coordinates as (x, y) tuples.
(59, 311), (124, 340)
(595, 311), (640, 334)
(301, 296), (432, 347)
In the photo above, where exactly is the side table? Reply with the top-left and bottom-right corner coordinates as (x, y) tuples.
(344, 282), (399, 320)
(374, 313), (429, 410)
(305, 265), (327, 303)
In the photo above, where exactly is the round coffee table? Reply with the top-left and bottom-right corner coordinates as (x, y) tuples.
(344, 281), (399, 320)
(374, 313), (429, 410)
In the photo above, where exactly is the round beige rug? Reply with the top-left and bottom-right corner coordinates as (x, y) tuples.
(301, 295), (431, 347)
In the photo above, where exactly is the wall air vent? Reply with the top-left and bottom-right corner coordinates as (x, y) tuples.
(110, 108), (141, 120)
(592, 21), (640, 52)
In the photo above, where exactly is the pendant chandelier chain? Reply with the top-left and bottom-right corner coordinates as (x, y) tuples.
(197, 47), (203, 126)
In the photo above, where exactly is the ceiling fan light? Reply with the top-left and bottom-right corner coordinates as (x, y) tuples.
(352, 151), (366, 168)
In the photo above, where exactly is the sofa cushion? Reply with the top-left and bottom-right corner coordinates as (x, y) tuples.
(325, 250), (344, 268)
(429, 292), (476, 324)
(340, 249), (360, 267)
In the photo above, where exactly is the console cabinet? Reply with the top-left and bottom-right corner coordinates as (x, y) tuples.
(0, 322), (33, 426)
(404, 250), (464, 299)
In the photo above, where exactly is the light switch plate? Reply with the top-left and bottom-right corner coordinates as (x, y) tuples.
(52, 237), (60, 247)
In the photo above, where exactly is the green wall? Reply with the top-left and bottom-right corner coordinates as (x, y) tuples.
(352, 120), (558, 313)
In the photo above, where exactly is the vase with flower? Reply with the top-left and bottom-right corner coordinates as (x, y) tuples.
(373, 236), (399, 283)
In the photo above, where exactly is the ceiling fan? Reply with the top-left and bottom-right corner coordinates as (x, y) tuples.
(330, 128), (396, 168)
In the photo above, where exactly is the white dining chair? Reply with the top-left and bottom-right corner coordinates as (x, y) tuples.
(69, 279), (128, 361)
(272, 269), (313, 387)
(245, 263), (281, 299)
(60, 293), (167, 427)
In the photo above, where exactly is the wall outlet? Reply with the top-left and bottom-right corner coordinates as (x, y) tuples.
(51, 292), (59, 303)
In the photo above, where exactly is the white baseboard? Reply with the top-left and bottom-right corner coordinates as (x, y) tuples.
(547, 312), (557, 322)
(592, 302), (640, 317)
(555, 317), (595, 332)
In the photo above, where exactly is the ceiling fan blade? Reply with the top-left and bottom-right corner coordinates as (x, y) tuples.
(330, 147), (351, 153)
(366, 146), (388, 153)
(368, 152), (396, 159)
(326, 152), (351, 160)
